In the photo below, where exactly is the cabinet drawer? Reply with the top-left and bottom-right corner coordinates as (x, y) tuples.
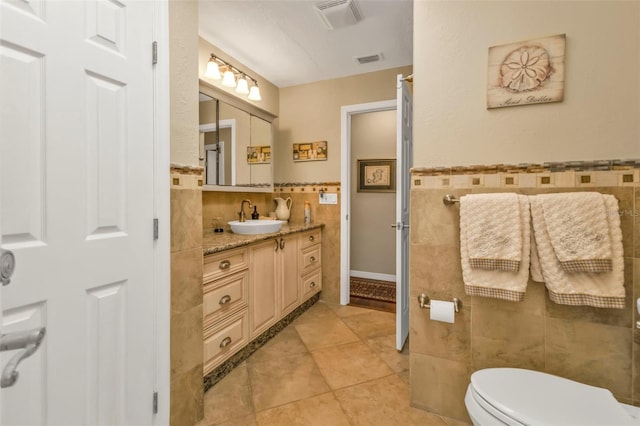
(300, 245), (321, 273)
(204, 247), (248, 283)
(300, 229), (322, 249)
(203, 309), (249, 375)
(203, 270), (248, 328)
(301, 269), (322, 300)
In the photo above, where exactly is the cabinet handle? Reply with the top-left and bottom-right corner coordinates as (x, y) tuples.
(280, 238), (285, 250)
(274, 239), (279, 252)
(219, 295), (231, 305)
(310, 281), (317, 288)
(220, 337), (232, 348)
(310, 256), (316, 263)
(219, 260), (231, 270)
(309, 235), (315, 242)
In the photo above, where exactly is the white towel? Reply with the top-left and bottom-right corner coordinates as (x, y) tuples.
(530, 194), (624, 309)
(540, 192), (612, 273)
(460, 194), (531, 302)
(460, 193), (522, 272)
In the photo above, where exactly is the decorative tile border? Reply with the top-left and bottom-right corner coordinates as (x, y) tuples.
(411, 159), (640, 176)
(274, 182), (341, 194)
(203, 293), (320, 393)
(170, 165), (204, 190)
(412, 160), (639, 190)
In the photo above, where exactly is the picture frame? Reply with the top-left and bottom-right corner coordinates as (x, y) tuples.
(247, 145), (271, 164)
(487, 34), (566, 109)
(357, 159), (396, 193)
(292, 141), (327, 162)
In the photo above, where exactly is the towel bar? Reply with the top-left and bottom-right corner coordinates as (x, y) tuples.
(443, 194), (459, 205)
(417, 293), (461, 313)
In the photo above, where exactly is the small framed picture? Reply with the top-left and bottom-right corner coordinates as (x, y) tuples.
(247, 145), (271, 164)
(357, 159), (396, 192)
(293, 141), (327, 162)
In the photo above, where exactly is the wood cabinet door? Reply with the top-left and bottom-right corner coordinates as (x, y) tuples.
(279, 234), (300, 316)
(248, 239), (278, 338)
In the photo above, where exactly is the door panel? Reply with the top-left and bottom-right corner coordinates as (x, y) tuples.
(396, 74), (412, 351)
(0, 1), (157, 424)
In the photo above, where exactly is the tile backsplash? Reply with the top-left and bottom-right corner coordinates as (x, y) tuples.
(409, 160), (639, 422)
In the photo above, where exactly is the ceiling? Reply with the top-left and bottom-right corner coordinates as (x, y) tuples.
(198, 0), (413, 88)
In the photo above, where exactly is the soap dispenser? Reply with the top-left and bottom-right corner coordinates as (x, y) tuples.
(251, 205), (259, 220)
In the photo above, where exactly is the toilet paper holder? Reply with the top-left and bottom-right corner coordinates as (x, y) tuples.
(417, 293), (461, 313)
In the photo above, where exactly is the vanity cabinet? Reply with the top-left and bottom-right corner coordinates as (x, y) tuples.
(202, 227), (322, 376)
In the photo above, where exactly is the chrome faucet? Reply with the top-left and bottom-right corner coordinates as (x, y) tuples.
(239, 199), (252, 222)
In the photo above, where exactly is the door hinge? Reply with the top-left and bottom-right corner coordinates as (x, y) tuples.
(152, 41), (158, 65)
(153, 391), (158, 414)
(153, 218), (159, 240)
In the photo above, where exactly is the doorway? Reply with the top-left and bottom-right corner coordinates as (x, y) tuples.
(349, 110), (397, 313)
(339, 99), (396, 309)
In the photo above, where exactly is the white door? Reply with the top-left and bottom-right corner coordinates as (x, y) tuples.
(1, 1), (157, 424)
(395, 74), (412, 351)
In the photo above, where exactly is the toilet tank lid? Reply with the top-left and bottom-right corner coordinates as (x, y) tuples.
(470, 368), (635, 426)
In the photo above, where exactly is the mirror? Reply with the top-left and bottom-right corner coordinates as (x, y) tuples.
(199, 92), (273, 191)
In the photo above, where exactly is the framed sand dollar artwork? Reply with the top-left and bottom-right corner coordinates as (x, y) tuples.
(487, 34), (566, 109)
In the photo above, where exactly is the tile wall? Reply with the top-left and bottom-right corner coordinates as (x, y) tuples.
(170, 165), (205, 425)
(202, 183), (342, 303)
(409, 161), (640, 422)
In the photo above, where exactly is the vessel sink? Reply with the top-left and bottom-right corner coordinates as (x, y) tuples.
(228, 220), (284, 235)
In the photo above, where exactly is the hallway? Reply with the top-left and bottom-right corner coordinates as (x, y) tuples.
(196, 301), (466, 425)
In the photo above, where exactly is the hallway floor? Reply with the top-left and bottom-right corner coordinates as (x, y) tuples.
(196, 301), (467, 426)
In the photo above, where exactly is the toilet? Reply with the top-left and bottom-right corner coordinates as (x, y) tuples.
(465, 368), (640, 425)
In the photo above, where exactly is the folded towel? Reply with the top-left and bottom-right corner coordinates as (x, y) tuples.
(540, 192), (612, 273)
(460, 194), (531, 301)
(530, 194), (624, 309)
(460, 193), (522, 272)
(530, 231), (544, 283)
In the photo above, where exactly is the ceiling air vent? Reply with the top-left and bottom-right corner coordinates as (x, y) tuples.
(355, 53), (383, 65)
(314, 0), (362, 30)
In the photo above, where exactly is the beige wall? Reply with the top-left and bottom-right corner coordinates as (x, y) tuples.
(413, 1), (640, 167)
(170, 0), (200, 167)
(277, 66), (412, 183)
(169, 1), (203, 425)
(350, 110), (396, 276)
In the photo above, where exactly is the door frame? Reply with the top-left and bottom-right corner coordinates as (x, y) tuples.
(152, 2), (170, 424)
(339, 100), (396, 305)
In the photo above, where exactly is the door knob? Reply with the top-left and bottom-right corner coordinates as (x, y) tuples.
(0, 249), (15, 286)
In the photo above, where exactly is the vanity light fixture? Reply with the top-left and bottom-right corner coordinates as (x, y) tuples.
(205, 54), (262, 102)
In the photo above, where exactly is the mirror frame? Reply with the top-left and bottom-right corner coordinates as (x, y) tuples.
(199, 79), (276, 193)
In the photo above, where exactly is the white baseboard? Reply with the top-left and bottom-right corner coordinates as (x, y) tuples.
(350, 270), (396, 283)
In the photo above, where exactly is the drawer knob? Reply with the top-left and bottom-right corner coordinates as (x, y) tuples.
(219, 260), (231, 270)
(309, 235), (315, 242)
(310, 281), (317, 288)
(220, 337), (232, 348)
(219, 295), (232, 305)
(310, 256), (316, 263)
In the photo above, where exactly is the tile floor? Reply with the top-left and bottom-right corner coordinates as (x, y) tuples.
(196, 301), (469, 426)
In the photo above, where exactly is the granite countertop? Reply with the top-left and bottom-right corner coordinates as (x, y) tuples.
(203, 222), (324, 256)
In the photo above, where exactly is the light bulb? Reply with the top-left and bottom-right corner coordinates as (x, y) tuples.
(222, 69), (236, 87)
(236, 75), (249, 94)
(205, 59), (221, 80)
(248, 84), (262, 101)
